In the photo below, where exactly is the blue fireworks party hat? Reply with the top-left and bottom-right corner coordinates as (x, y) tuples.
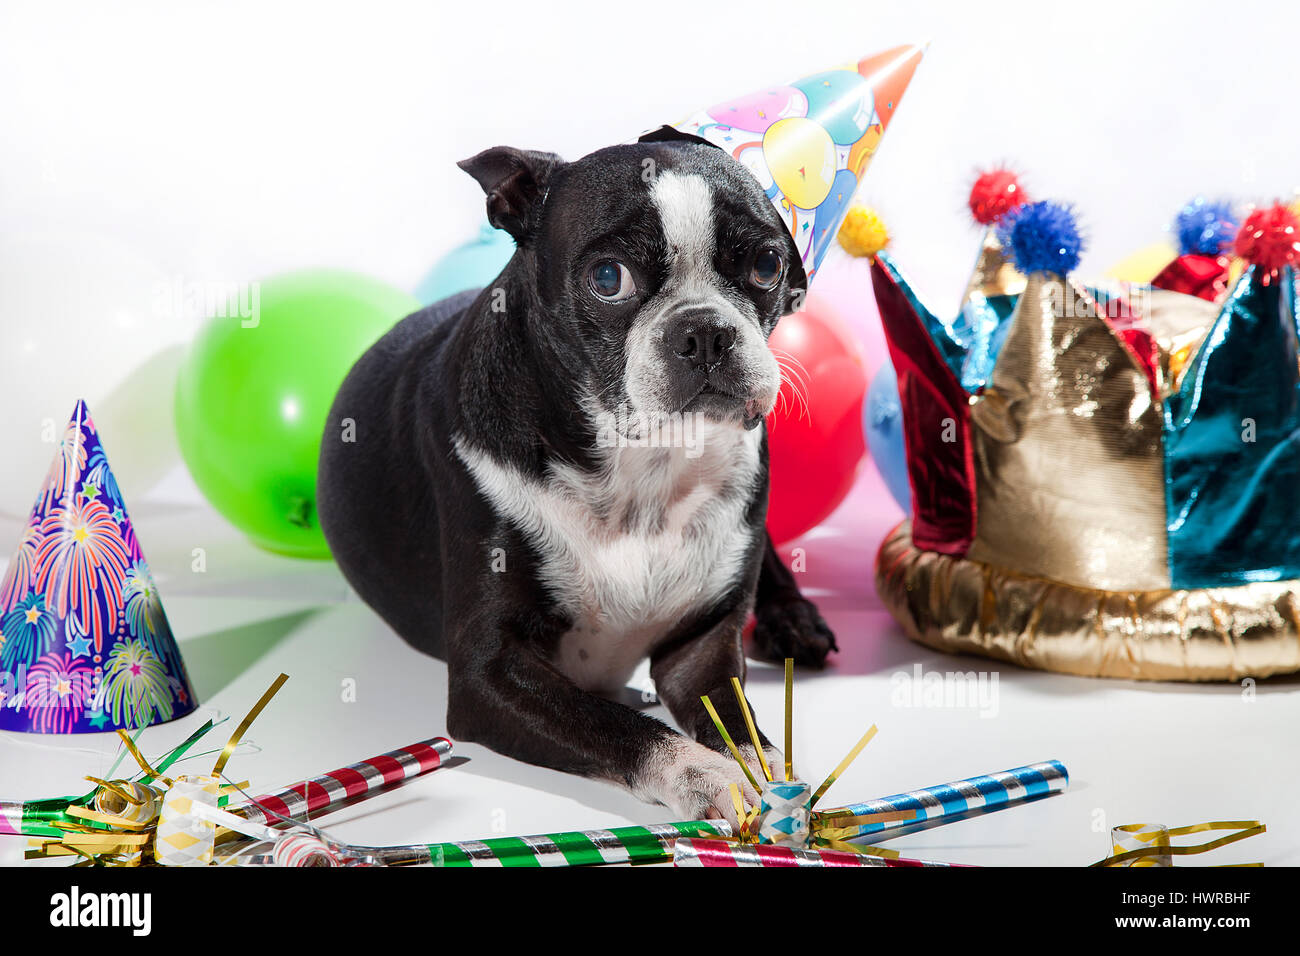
(0, 400), (197, 733)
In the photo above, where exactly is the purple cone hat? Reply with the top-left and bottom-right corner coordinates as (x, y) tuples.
(0, 400), (197, 733)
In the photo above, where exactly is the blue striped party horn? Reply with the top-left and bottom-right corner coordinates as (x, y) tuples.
(819, 760), (1068, 840)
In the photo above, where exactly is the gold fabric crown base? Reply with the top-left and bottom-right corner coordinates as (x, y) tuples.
(876, 521), (1300, 682)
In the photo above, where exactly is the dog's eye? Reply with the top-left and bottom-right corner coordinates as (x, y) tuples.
(588, 259), (637, 302)
(749, 249), (784, 290)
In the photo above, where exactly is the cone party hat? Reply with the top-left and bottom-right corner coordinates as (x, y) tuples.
(0, 400), (197, 733)
(668, 44), (924, 282)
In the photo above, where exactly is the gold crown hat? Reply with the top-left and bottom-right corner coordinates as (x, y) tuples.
(867, 198), (1300, 682)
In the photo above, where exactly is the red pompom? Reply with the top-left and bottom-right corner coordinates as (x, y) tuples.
(1233, 203), (1300, 275)
(969, 169), (1026, 225)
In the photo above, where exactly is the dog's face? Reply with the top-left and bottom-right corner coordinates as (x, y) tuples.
(460, 141), (807, 433)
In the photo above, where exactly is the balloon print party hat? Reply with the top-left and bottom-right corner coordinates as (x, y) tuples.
(667, 44), (924, 282)
(866, 198), (1300, 681)
(0, 400), (197, 732)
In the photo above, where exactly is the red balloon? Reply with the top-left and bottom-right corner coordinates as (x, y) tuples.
(764, 307), (868, 545)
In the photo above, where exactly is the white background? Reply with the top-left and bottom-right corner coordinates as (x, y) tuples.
(3, 0), (1298, 304)
(0, 0), (1297, 868)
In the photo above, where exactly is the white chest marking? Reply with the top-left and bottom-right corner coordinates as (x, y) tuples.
(454, 427), (761, 693)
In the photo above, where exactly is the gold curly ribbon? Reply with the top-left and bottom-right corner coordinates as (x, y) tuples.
(1092, 821), (1266, 867)
(86, 778), (163, 825)
(113, 731), (169, 785)
(25, 674), (289, 866)
(212, 673), (289, 778)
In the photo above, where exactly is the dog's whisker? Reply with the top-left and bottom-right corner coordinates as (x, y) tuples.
(769, 353), (813, 425)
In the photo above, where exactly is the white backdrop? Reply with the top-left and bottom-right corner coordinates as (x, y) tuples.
(3, 0), (1296, 317)
(1, 0), (1297, 868)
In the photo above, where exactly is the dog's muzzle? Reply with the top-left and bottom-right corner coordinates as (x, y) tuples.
(662, 310), (770, 429)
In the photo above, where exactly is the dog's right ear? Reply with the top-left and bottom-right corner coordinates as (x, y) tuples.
(457, 146), (565, 243)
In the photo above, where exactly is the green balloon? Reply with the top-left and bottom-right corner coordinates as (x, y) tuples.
(175, 271), (419, 559)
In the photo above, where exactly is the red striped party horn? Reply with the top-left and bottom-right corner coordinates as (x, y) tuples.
(227, 737), (452, 827)
(673, 837), (972, 868)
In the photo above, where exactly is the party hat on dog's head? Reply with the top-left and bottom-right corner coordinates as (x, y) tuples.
(668, 44), (924, 282)
(0, 400), (197, 732)
(870, 198), (1300, 681)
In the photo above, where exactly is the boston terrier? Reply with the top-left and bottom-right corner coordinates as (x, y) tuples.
(317, 132), (837, 821)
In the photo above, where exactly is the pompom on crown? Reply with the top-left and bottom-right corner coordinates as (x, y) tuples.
(837, 205), (891, 259)
(1234, 202), (1300, 276)
(998, 200), (1083, 276)
(1174, 197), (1237, 257)
(968, 168), (1026, 225)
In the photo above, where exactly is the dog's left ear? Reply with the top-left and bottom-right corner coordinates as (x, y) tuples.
(458, 146), (565, 243)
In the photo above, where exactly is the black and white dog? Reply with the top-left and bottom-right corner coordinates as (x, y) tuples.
(317, 132), (836, 821)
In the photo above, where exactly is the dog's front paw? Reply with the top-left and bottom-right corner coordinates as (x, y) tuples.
(646, 740), (760, 824)
(752, 593), (838, 667)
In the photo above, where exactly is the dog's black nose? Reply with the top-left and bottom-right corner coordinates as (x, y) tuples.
(670, 319), (737, 369)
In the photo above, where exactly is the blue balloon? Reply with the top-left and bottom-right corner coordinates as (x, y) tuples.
(414, 223), (516, 305)
(863, 360), (911, 514)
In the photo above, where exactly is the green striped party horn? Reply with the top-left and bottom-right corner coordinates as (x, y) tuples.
(403, 820), (730, 866)
(216, 820), (734, 867)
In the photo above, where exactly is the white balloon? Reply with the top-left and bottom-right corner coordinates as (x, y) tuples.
(0, 232), (190, 515)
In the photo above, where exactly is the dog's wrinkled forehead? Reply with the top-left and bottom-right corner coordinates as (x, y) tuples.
(539, 142), (793, 270)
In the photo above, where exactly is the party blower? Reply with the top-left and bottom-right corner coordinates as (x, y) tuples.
(0, 400), (197, 733)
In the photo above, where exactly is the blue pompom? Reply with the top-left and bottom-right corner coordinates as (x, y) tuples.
(998, 200), (1083, 276)
(1174, 197), (1237, 257)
